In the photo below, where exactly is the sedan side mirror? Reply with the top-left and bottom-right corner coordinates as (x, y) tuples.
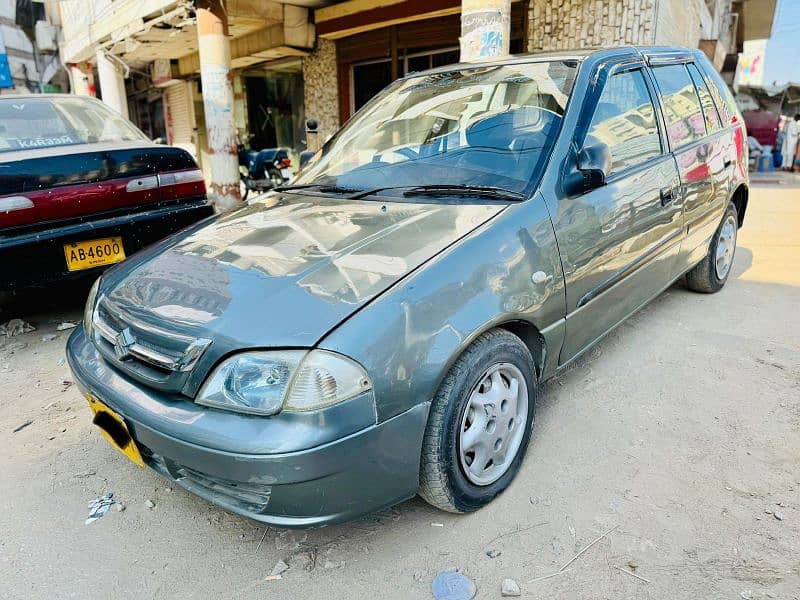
(577, 142), (612, 190)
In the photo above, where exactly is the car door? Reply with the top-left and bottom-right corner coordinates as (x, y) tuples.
(648, 60), (726, 275)
(553, 60), (683, 364)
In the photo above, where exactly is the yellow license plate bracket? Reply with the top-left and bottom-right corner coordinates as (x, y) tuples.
(64, 237), (126, 272)
(86, 395), (145, 468)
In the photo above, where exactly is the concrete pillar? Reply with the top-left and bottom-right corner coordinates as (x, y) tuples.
(460, 0), (512, 62)
(95, 50), (129, 119)
(196, 0), (243, 212)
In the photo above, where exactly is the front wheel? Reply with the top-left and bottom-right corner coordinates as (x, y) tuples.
(419, 329), (536, 513)
(686, 202), (738, 293)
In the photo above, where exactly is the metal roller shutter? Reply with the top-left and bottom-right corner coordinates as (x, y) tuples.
(164, 81), (196, 158)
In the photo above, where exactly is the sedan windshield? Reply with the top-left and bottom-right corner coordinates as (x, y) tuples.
(0, 97), (147, 153)
(294, 60), (578, 197)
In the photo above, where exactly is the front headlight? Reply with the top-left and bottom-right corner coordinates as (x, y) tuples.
(196, 350), (372, 416)
(83, 277), (101, 339)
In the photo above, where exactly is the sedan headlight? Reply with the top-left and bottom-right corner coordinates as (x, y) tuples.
(196, 350), (372, 416)
(83, 277), (101, 339)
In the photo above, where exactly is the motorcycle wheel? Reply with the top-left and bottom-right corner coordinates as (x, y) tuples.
(268, 169), (284, 188)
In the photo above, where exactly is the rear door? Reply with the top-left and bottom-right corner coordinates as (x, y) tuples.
(555, 59), (683, 363)
(648, 61), (725, 275)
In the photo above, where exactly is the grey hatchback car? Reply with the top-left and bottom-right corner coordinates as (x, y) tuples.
(68, 46), (748, 527)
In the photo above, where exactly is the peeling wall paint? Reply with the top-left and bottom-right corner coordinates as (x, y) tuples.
(197, 4), (242, 212)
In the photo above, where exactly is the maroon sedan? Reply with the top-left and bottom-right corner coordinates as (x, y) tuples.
(0, 95), (213, 291)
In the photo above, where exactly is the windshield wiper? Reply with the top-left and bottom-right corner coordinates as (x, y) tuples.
(274, 183), (362, 195)
(401, 184), (524, 201)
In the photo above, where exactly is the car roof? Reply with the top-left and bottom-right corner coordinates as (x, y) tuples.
(403, 45), (702, 78)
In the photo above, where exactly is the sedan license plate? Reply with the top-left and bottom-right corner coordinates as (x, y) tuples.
(86, 395), (145, 467)
(64, 237), (125, 272)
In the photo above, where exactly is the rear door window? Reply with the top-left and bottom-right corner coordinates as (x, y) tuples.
(687, 63), (721, 132)
(651, 64), (706, 148)
(585, 68), (662, 175)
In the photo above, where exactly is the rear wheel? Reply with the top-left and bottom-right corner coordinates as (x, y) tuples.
(268, 169), (284, 188)
(686, 202), (738, 293)
(419, 329), (536, 513)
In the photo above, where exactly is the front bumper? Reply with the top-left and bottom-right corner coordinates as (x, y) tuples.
(0, 199), (213, 290)
(67, 327), (428, 528)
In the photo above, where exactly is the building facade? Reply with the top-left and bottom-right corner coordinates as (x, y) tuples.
(58, 0), (319, 208)
(57, 0), (775, 209)
(0, 0), (66, 94)
(304, 0), (764, 138)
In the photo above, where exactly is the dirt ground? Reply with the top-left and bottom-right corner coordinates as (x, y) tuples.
(1, 181), (798, 600)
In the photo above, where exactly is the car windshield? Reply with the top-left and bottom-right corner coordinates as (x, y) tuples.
(0, 97), (147, 153)
(294, 60), (578, 197)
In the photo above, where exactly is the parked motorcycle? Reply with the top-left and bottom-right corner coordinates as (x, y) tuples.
(238, 142), (293, 200)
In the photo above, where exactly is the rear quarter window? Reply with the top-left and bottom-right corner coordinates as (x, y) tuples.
(701, 65), (741, 127)
(651, 64), (706, 148)
(687, 63), (721, 132)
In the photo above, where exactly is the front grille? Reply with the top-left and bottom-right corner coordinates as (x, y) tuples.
(92, 297), (211, 390)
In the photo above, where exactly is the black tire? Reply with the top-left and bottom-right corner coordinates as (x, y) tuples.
(418, 329), (536, 513)
(240, 176), (249, 201)
(686, 202), (739, 293)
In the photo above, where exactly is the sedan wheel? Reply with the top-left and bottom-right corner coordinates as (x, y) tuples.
(419, 329), (536, 513)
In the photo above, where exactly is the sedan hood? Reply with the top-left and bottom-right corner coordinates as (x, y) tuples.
(105, 194), (504, 348)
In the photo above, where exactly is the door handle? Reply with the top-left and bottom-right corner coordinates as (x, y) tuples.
(660, 186), (675, 206)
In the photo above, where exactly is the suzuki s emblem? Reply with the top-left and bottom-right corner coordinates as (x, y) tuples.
(114, 328), (136, 361)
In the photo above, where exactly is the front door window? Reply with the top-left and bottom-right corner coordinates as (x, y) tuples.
(585, 68), (662, 175)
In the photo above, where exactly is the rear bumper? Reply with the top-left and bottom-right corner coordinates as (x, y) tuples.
(67, 327), (428, 528)
(0, 199), (213, 290)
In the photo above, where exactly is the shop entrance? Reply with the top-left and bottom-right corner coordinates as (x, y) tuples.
(243, 61), (305, 156)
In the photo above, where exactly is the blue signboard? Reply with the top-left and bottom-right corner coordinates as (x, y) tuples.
(0, 54), (12, 88)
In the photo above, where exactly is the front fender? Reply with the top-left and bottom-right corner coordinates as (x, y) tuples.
(319, 195), (566, 422)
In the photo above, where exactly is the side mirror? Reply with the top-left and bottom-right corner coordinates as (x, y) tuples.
(577, 142), (612, 190)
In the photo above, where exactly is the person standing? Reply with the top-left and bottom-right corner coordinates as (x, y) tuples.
(781, 114), (800, 171)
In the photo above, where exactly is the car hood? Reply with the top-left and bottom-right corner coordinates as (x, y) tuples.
(104, 194), (504, 348)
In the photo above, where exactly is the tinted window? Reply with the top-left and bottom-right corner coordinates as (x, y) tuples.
(586, 69), (661, 175)
(652, 64), (706, 147)
(702, 64), (739, 126)
(0, 97), (146, 153)
(687, 63), (721, 132)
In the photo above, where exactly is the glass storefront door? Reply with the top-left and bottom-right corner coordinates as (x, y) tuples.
(242, 61), (305, 160)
